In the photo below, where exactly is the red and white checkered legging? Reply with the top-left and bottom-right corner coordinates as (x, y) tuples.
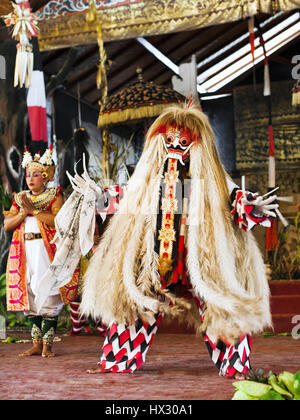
(98, 300), (251, 377)
(70, 301), (107, 337)
(99, 313), (163, 373)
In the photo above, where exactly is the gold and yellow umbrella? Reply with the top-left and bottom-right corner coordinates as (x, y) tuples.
(98, 68), (185, 127)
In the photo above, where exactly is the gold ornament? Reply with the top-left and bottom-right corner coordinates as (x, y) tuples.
(86, 0), (97, 23)
(157, 158), (179, 277)
(2, 2), (39, 88)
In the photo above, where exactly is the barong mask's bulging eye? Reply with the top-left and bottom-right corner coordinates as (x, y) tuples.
(179, 133), (191, 148)
(164, 128), (177, 147)
(164, 128), (192, 150)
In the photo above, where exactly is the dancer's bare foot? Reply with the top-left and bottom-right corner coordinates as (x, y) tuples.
(86, 365), (103, 374)
(19, 341), (42, 357)
(42, 343), (55, 358)
(231, 372), (249, 380)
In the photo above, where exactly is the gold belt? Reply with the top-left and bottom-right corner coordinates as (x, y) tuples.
(24, 232), (42, 240)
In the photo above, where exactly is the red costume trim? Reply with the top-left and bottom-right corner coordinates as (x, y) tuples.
(150, 123), (201, 144)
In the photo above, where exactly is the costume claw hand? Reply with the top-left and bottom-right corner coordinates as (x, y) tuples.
(66, 171), (87, 194)
(241, 194), (279, 218)
(67, 154), (104, 200)
(81, 154), (104, 198)
(231, 189), (279, 231)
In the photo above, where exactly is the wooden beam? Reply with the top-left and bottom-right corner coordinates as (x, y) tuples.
(66, 46), (100, 87)
(68, 40), (136, 90)
(106, 29), (206, 95)
(30, 0), (51, 12)
(0, 1), (13, 15)
(211, 35), (300, 93)
(46, 47), (78, 95)
(105, 21), (244, 95)
(140, 21), (248, 88)
(269, 54), (293, 67)
(42, 48), (69, 67)
(76, 76), (98, 98)
(68, 65), (98, 89)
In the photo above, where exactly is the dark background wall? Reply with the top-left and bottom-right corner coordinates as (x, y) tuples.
(202, 96), (236, 173)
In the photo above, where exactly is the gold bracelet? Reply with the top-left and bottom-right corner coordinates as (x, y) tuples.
(32, 209), (42, 216)
(2, 209), (18, 215)
(52, 207), (60, 215)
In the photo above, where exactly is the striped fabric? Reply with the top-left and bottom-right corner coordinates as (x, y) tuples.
(97, 291), (251, 377)
(203, 333), (252, 378)
(70, 300), (108, 336)
(192, 288), (252, 377)
(96, 320), (107, 337)
(70, 301), (86, 336)
(99, 313), (163, 373)
(26, 36), (48, 148)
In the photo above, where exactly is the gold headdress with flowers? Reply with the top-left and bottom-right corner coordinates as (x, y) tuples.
(22, 145), (56, 183)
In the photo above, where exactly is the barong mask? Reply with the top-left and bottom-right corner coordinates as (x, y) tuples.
(161, 125), (194, 165)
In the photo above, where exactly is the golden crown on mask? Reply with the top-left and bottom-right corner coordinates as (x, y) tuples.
(22, 145), (56, 183)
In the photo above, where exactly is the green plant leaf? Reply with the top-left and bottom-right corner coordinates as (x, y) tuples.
(268, 374), (293, 399)
(261, 331), (275, 337)
(259, 390), (285, 400)
(233, 380), (271, 397)
(293, 371), (300, 394)
(278, 372), (296, 394)
(2, 336), (21, 343)
(232, 390), (258, 400)
(0, 300), (6, 317)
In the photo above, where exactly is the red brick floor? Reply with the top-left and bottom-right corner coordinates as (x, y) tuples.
(0, 332), (299, 401)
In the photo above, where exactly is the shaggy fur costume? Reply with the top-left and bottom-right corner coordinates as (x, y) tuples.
(80, 106), (272, 344)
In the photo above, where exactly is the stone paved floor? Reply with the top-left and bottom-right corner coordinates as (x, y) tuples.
(0, 332), (299, 401)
